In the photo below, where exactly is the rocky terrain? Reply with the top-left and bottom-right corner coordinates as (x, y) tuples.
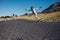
(42, 2), (60, 13)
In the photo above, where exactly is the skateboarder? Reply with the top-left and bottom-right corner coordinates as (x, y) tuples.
(25, 6), (41, 20)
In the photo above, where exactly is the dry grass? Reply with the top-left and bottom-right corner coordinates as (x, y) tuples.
(0, 18), (13, 21)
(17, 11), (60, 22)
(38, 11), (60, 22)
(0, 11), (60, 22)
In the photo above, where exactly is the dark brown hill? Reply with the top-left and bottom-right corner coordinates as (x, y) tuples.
(42, 2), (60, 13)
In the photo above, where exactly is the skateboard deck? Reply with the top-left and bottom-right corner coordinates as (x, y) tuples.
(35, 19), (43, 22)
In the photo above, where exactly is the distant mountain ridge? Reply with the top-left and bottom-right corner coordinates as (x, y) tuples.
(42, 2), (60, 13)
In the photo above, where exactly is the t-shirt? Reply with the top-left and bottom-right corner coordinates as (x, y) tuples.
(32, 8), (37, 14)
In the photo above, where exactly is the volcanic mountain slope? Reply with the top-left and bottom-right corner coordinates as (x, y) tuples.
(42, 2), (60, 13)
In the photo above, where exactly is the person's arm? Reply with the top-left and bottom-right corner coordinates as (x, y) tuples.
(28, 10), (31, 11)
(25, 9), (31, 11)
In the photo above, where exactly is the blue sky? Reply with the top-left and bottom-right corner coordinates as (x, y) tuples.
(0, 0), (60, 16)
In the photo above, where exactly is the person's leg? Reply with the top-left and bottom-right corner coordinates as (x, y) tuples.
(34, 12), (40, 19)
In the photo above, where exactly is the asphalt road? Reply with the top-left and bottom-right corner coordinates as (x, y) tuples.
(0, 19), (60, 40)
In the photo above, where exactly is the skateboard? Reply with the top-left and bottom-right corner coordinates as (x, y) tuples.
(35, 19), (43, 22)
